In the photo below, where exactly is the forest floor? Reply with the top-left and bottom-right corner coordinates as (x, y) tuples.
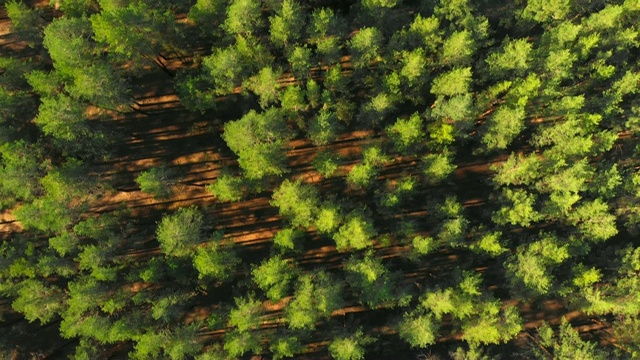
(0, 3), (620, 358)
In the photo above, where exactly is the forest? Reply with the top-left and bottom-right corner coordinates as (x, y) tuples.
(0, 0), (639, 358)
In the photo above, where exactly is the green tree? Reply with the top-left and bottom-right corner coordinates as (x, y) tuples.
(269, 0), (305, 49)
(228, 295), (263, 332)
(271, 180), (320, 228)
(505, 233), (570, 297)
(328, 330), (375, 360)
(223, 108), (293, 179)
(530, 318), (609, 359)
(15, 160), (93, 233)
(314, 200), (343, 234)
(486, 38), (533, 77)
(308, 109), (341, 146)
(188, 0), (227, 35)
(6, 1), (45, 47)
(43, 17), (95, 77)
(53, 0), (98, 17)
(481, 105), (526, 151)
(223, 329), (262, 358)
(156, 206), (205, 257)
(421, 152), (457, 184)
(252, 255), (296, 302)
(206, 171), (245, 202)
(136, 167), (173, 198)
(520, 0), (571, 23)
(344, 252), (396, 307)
(193, 234), (239, 281)
(12, 279), (66, 324)
(0, 140), (45, 208)
(333, 210), (377, 252)
(349, 27), (383, 69)
(398, 311), (440, 348)
(312, 150), (341, 178)
(386, 112), (424, 154)
(286, 271), (343, 330)
(441, 30), (475, 66)
(223, 0), (263, 36)
(431, 67), (473, 98)
(245, 66), (282, 108)
(269, 333), (304, 360)
(90, 2), (177, 72)
(273, 228), (304, 253)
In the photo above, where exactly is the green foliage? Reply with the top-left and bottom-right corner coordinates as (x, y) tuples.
(269, 0), (304, 48)
(0, 140), (45, 208)
(43, 17), (95, 77)
(312, 150), (341, 178)
(461, 303), (522, 345)
(193, 236), (239, 281)
(493, 188), (542, 227)
(12, 279), (66, 324)
(328, 330), (375, 360)
(386, 112), (424, 154)
(273, 227), (304, 252)
(203, 46), (244, 95)
(568, 199), (618, 242)
(431, 67), (473, 97)
(308, 109), (341, 146)
(470, 231), (507, 257)
(481, 105), (526, 151)
(333, 211), (377, 252)
(314, 200), (343, 234)
(252, 255), (296, 302)
(6, 1), (44, 47)
(422, 152), (456, 184)
(344, 252), (396, 307)
(206, 172), (245, 202)
(228, 295), (262, 332)
(347, 164), (376, 189)
(223, 329), (262, 358)
(156, 206), (205, 257)
(492, 153), (542, 187)
(271, 179), (320, 228)
(349, 27), (383, 68)
(245, 66), (281, 108)
(411, 235), (437, 256)
(90, 2), (173, 61)
(280, 85), (307, 114)
(223, 108), (293, 179)
(398, 49), (427, 89)
(521, 0), (571, 23)
(533, 319), (609, 359)
(506, 233), (570, 297)
(486, 38), (533, 77)
(15, 161), (92, 233)
(270, 334), (304, 360)
(49, 232), (80, 257)
(136, 167), (172, 198)
(163, 325), (203, 360)
(66, 63), (129, 110)
(285, 271), (343, 329)
(188, 0), (227, 34)
(398, 311), (439, 348)
(223, 0), (263, 36)
(441, 30), (475, 66)
(377, 176), (418, 211)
